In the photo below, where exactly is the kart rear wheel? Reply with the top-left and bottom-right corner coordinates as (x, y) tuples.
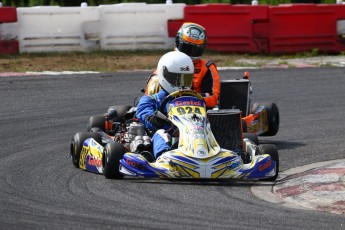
(264, 103), (279, 136)
(70, 132), (102, 168)
(251, 102), (279, 136)
(87, 115), (105, 132)
(258, 144), (279, 181)
(107, 105), (132, 122)
(103, 142), (127, 179)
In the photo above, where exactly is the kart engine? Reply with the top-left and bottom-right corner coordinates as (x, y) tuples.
(115, 120), (152, 153)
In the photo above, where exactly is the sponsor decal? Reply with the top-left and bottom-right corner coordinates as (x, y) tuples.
(259, 160), (272, 172)
(180, 66), (190, 71)
(227, 158), (241, 169)
(175, 100), (201, 106)
(126, 158), (137, 168)
(79, 147), (89, 169)
(126, 158), (145, 170)
(88, 156), (102, 167)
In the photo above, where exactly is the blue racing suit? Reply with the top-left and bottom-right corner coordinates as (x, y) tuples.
(136, 89), (172, 159)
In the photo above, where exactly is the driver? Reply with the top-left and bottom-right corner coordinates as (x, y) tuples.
(136, 51), (195, 160)
(145, 22), (220, 110)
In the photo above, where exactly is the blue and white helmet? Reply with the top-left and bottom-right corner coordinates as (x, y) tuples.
(157, 51), (194, 94)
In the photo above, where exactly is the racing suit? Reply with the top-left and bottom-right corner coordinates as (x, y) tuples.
(192, 59), (220, 109)
(136, 89), (172, 159)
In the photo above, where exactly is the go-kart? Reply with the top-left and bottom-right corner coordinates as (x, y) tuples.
(219, 72), (279, 136)
(70, 90), (279, 181)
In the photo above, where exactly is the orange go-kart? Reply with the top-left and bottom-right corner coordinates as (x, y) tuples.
(218, 72), (279, 137)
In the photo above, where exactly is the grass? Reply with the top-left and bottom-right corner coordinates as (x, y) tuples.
(0, 50), (343, 72)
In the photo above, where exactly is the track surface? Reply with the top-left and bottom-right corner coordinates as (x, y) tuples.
(1, 68), (345, 229)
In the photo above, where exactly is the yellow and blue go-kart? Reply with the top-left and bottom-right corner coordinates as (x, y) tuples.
(70, 90), (279, 181)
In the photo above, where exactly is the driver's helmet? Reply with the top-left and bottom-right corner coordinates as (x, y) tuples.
(175, 22), (207, 60)
(157, 51), (194, 94)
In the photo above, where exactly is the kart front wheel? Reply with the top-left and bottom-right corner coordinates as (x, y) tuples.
(103, 142), (127, 179)
(70, 132), (102, 168)
(258, 144), (279, 181)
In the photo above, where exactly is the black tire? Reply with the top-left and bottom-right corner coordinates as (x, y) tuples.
(107, 105), (132, 122)
(87, 115), (106, 132)
(243, 132), (259, 145)
(263, 103), (279, 136)
(70, 132), (102, 168)
(258, 144), (279, 181)
(103, 142), (127, 179)
(251, 102), (279, 136)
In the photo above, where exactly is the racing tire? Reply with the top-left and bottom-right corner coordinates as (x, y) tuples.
(70, 132), (102, 168)
(87, 115), (105, 132)
(251, 102), (279, 136)
(107, 105), (132, 122)
(103, 142), (127, 179)
(243, 132), (259, 145)
(258, 144), (279, 181)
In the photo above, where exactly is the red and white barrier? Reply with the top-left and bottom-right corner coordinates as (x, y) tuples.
(15, 3), (184, 53)
(0, 7), (19, 54)
(0, 3), (344, 54)
(168, 3), (345, 54)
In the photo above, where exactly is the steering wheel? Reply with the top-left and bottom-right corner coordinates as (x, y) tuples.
(159, 90), (204, 114)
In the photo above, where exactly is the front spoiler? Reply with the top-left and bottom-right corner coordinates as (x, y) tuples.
(119, 150), (276, 180)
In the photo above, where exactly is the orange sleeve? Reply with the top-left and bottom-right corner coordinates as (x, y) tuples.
(203, 63), (220, 108)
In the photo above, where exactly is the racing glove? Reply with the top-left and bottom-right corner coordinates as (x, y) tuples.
(147, 115), (169, 129)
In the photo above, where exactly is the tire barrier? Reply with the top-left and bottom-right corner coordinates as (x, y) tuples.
(0, 7), (19, 54)
(183, 4), (270, 53)
(167, 3), (345, 54)
(267, 4), (345, 54)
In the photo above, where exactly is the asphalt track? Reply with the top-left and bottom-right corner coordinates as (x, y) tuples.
(1, 67), (345, 229)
